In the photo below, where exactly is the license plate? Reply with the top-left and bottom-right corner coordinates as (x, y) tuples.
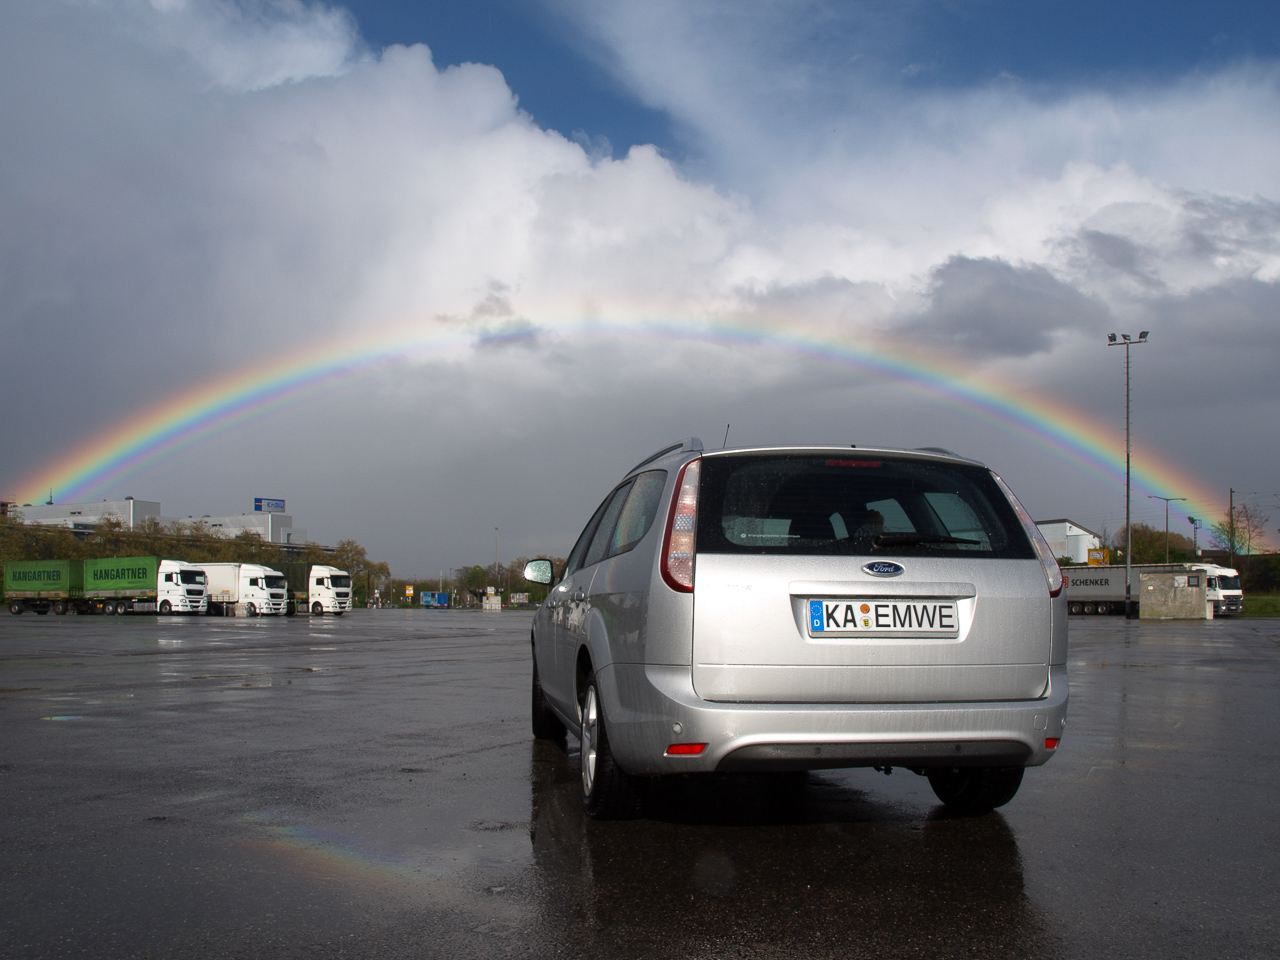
(808, 599), (959, 636)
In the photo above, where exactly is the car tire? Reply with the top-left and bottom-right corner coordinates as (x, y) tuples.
(1083, 603), (1095, 615)
(159, 600), (172, 615)
(53, 601), (66, 615)
(8, 602), (21, 615)
(926, 766), (1024, 815)
(246, 602), (258, 618)
(531, 656), (566, 741)
(1068, 602), (1082, 615)
(312, 602), (324, 615)
(579, 670), (642, 819)
(103, 602), (115, 616)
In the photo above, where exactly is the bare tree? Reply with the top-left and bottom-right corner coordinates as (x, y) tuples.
(1208, 502), (1272, 556)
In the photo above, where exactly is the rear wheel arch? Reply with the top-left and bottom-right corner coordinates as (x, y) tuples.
(575, 646), (594, 714)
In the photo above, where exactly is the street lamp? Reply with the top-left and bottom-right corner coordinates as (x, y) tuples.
(1187, 516), (1200, 556)
(1108, 330), (1149, 619)
(1148, 494), (1186, 563)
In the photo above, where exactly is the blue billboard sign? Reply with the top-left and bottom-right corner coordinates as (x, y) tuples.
(254, 498), (285, 513)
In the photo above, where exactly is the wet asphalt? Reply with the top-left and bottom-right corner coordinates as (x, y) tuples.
(1, 610), (1279, 960)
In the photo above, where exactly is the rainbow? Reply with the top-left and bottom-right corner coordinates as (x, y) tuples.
(13, 320), (1222, 520)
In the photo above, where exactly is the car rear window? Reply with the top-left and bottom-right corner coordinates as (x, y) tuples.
(696, 454), (1035, 559)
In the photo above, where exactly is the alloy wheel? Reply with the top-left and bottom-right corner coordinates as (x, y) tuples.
(581, 684), (599, 798)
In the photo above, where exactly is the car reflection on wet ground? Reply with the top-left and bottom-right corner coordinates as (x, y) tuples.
(1, 611), (1278, 959)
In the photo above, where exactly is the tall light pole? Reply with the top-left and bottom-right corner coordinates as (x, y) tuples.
(1148, 494), (1186, 563)
(1187, 516), (1200, 556)
(1108, 331), (1149, 619)
(494, 527), (499, 593)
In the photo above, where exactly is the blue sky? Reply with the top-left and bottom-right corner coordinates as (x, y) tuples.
(342, 0), (1280, 161)
(2, 0), (1279, 571)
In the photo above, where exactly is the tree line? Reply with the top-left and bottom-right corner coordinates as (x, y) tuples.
(1087, 503), (1277, 593)
(386, 558), (566, 607)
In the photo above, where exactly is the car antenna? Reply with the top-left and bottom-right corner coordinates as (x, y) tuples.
(722, 423), (730, 448)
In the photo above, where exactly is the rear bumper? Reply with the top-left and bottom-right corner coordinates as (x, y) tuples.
(598, 661), (1068, 776)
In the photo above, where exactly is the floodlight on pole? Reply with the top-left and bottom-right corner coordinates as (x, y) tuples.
(1148, 495), (1186, 563)
(1108, 331), (1149, 619)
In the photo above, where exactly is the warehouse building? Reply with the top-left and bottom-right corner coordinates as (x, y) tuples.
(16, 498), (161, 533)
(11, 497), (309, 547)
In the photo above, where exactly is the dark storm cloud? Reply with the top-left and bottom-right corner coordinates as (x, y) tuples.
(908, 257), (1110, 357)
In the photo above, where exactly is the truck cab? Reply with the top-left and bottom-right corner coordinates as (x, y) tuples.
(1199, 564), (1244, 616)
(244, 565), (288, 616)
(158, 560), (208, 614)
(306, 564), (352, 615)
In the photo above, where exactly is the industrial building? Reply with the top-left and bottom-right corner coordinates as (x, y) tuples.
(16, 498), (161, 534)
(9, 497), (310, 548)
(1035, 519), (1102, 564)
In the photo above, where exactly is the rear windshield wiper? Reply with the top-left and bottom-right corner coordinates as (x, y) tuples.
(872, 532), (982, 549)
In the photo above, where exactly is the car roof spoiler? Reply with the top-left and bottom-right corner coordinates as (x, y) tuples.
(625, 437), (704, 478)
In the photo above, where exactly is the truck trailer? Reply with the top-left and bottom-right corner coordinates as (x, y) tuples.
(1062, 562), (1243, 616)
(201, 562), (288, 617)
(281, 563), (352, 616)
(5, 557), (207, 615)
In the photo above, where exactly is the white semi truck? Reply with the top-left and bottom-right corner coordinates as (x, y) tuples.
(5, 556), (207, 615)
(282, 562), (353, 615)
(1063, 562), (1243, 616)
(201, 562), (288, 617)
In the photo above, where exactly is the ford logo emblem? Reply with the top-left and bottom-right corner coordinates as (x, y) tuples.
(862, 561), (905, 578)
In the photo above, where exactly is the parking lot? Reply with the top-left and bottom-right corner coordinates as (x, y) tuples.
(2, 610), (1279, 959)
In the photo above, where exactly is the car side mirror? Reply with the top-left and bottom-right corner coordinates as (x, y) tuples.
(523, 559), (554, 585)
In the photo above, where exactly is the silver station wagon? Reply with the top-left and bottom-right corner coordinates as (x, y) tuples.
(523, 439), (1068, 818)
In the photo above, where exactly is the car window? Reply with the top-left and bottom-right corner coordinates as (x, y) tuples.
(608, 470), (668, 557)
(583, 480), (635, 569)
(697, 454), (1034, 559)
(564, 489), (621, 577)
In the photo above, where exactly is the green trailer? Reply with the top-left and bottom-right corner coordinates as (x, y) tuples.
(84, 556), (159, 597)
(4, 559), (84, 615)
(82, 556), (164, 615)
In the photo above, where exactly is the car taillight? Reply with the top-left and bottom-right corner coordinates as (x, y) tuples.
(661, 458), (701, 592)
(991, 472), (1067, 598)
